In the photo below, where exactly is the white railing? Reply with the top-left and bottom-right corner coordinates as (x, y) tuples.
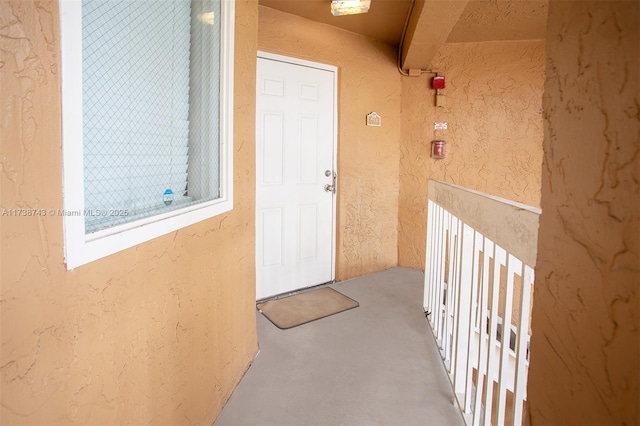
(423, 180), (541, 426)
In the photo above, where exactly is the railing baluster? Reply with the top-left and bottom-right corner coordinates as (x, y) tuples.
(513, 266), (534, 425)
(441, 211), (450, 361)
(483, 244), (506, 426)
(445, 214), (460, 373)
(463, 230), (483, 414)
(440, 210), (451, 355)
(497, 255), (520, 425)
(441, 210), (450, 362)
(429, 204), (438, 335)
(429, 201), (441, 332)
(453, 223), (474, 400)
(473, 238), (494, 426)
(435, 206), (446, 349)
(424, 200), (435, 322)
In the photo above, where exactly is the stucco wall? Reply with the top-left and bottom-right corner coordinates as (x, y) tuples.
(258, 6), (401, 281)
(399, 41), (545, 269)
(528, 1), (639, 424)
(0, 1), (258, 424)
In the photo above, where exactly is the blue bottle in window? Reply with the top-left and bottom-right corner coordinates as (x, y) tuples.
(163, 189), (174, 206)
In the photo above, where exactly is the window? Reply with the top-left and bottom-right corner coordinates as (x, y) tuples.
(60, 0), (235, 269)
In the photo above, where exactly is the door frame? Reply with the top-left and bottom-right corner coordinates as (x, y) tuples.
(256, 51), (339, 291)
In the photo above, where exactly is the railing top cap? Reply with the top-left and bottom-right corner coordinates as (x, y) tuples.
(428, 180), (542, 215)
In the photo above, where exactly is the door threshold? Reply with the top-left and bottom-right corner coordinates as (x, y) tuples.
(256, 280), (337, 304)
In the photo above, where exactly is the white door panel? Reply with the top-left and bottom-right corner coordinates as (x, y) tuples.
(256, 55), (336, 300)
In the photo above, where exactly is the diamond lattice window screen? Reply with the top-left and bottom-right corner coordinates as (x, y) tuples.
(82, 0), (221, 234)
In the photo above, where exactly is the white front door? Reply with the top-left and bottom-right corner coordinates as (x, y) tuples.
(255, 53), (337, 300)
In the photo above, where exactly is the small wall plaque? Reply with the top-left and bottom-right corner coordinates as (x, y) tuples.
(366, 112), (381, 127)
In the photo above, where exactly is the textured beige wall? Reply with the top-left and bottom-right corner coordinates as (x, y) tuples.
(528, 1), (639, 424)
(258, 6), (402, 281)
(399, 41), (545, 269)
(0, 1), (258, 424)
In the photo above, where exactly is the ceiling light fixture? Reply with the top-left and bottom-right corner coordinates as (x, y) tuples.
(331, 0), (371, 16)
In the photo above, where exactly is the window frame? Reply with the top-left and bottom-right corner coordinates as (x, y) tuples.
(59, 0), (235, 270)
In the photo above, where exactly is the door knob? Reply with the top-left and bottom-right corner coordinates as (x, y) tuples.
(324, 170), (336, 194)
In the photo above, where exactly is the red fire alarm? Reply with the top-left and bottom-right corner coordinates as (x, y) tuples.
(431, 140), (446, 159)
(432, 75), (446, 90)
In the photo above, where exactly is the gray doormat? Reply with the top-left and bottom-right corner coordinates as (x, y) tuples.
(257, 287), (359, 329)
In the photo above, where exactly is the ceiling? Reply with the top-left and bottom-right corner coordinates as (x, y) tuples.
(447, 0), (548, 43)
(259, 0), (413, 45)
(258, 0), (548, 69)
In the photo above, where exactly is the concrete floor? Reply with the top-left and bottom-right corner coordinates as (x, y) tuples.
(214, 267), (464, 426)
